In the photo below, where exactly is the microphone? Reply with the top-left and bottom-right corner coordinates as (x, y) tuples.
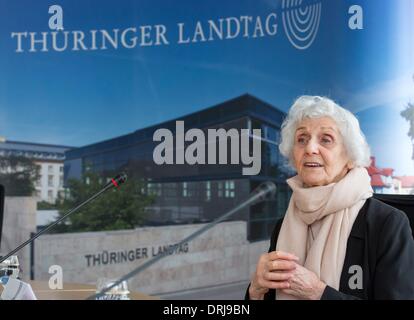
(250, 181), (277, 204)
(0, 173), (127, 264)
(107, 173), (127, 189)
(1, 277), (37, 300)
(90, 180), (276, 300)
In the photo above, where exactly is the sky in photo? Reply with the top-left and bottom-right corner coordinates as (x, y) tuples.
(0, 0), (413, 175)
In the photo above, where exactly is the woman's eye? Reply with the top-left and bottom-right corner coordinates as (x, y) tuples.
(321, 136), (333, 144)
(297, 137), (307, 144)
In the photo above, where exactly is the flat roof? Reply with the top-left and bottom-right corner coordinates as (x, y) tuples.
(66, 94), (286, 160)
(0, 140), (73, 154)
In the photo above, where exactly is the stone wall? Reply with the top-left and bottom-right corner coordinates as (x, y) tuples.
(0, 197), (37, 280)
(33, 221), (268, 296)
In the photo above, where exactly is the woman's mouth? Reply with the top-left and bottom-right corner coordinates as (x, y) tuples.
(304, 162), (324, 168)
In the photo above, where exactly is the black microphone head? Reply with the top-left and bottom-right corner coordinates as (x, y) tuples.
(111, 173), (127, 188)
(261, 181), (276, 194)
(251, 181), (277, 205)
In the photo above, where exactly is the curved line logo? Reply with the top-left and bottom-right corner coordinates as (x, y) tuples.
(282, 0), (322, 50)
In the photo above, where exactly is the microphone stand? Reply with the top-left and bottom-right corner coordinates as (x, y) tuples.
(88, 181), (276, 300)
(0, 173), (127, 265)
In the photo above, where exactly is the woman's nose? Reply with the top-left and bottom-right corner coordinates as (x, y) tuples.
(305, 138), (319, 154)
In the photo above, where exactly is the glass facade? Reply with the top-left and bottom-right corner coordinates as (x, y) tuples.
(65, 95), (295, 241)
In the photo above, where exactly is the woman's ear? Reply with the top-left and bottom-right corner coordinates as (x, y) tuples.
(347, 161), (355, 170)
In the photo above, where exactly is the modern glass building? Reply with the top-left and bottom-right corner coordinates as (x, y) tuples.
(64, 94), (294, 241)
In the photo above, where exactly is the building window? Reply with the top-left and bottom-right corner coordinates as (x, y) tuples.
(48, 165), (53, 173)
(59, 166), (64, 173)
(59, 176), (64, 187)
(164, 183), (177, 197)
(183, 182), (188, 197)
(48, 190), (53, 202)
(148, 183), (154, 196)
(58, 190), (64, 198)
(218, 182), (223, 198)
(35, 176), (42, 187)
(182, 182), (196, 198)
(48, 175), (54, 187)
(148, 183), (161, 196)
(205, 181), (211, 201)
(224, 180), (235, 198)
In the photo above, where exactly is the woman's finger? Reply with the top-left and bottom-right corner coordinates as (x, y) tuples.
(264, 271), (294, 281)
(267, 281), (291, 290)
(257, 278), (290, 290)
(267, 260), (297, 271)
(268, 251), (299, 261)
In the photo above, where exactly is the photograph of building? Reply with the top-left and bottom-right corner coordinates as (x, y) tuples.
(65, 94), (293, 241)
(1, 0), (414, 301)
(0, 138), (72, 203)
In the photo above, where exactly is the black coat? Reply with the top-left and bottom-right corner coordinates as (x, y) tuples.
(246, 197), (414, 300)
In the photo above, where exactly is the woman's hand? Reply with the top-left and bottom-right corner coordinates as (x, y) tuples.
(281, 263), (327, 300)
(249, 250), (299, 300)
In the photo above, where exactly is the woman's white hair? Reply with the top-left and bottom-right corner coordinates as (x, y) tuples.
(279, 95), (371, 167)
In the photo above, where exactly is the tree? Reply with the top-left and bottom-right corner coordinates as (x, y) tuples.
(0, 155), (40, 196)
(37, 200), (59, 210)
(401, 102), (414, 159)
(51, 172), (154, 233)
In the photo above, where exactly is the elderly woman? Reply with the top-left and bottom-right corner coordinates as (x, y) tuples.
(247, 96), (414, 300)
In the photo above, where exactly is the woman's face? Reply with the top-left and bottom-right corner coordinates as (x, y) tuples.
(292, 116), (352, 187)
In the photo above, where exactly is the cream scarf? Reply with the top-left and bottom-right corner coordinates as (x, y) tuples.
(276, 167), (373, 300)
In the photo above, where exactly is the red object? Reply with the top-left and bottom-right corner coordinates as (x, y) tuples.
(366, 156), (394, 188)
(367, 157), (393, 177)
(394, 176), (414, 188)
(380, 168), (393, 177)
(370, 174), (387, 187)
(111, 178), (119, 188)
